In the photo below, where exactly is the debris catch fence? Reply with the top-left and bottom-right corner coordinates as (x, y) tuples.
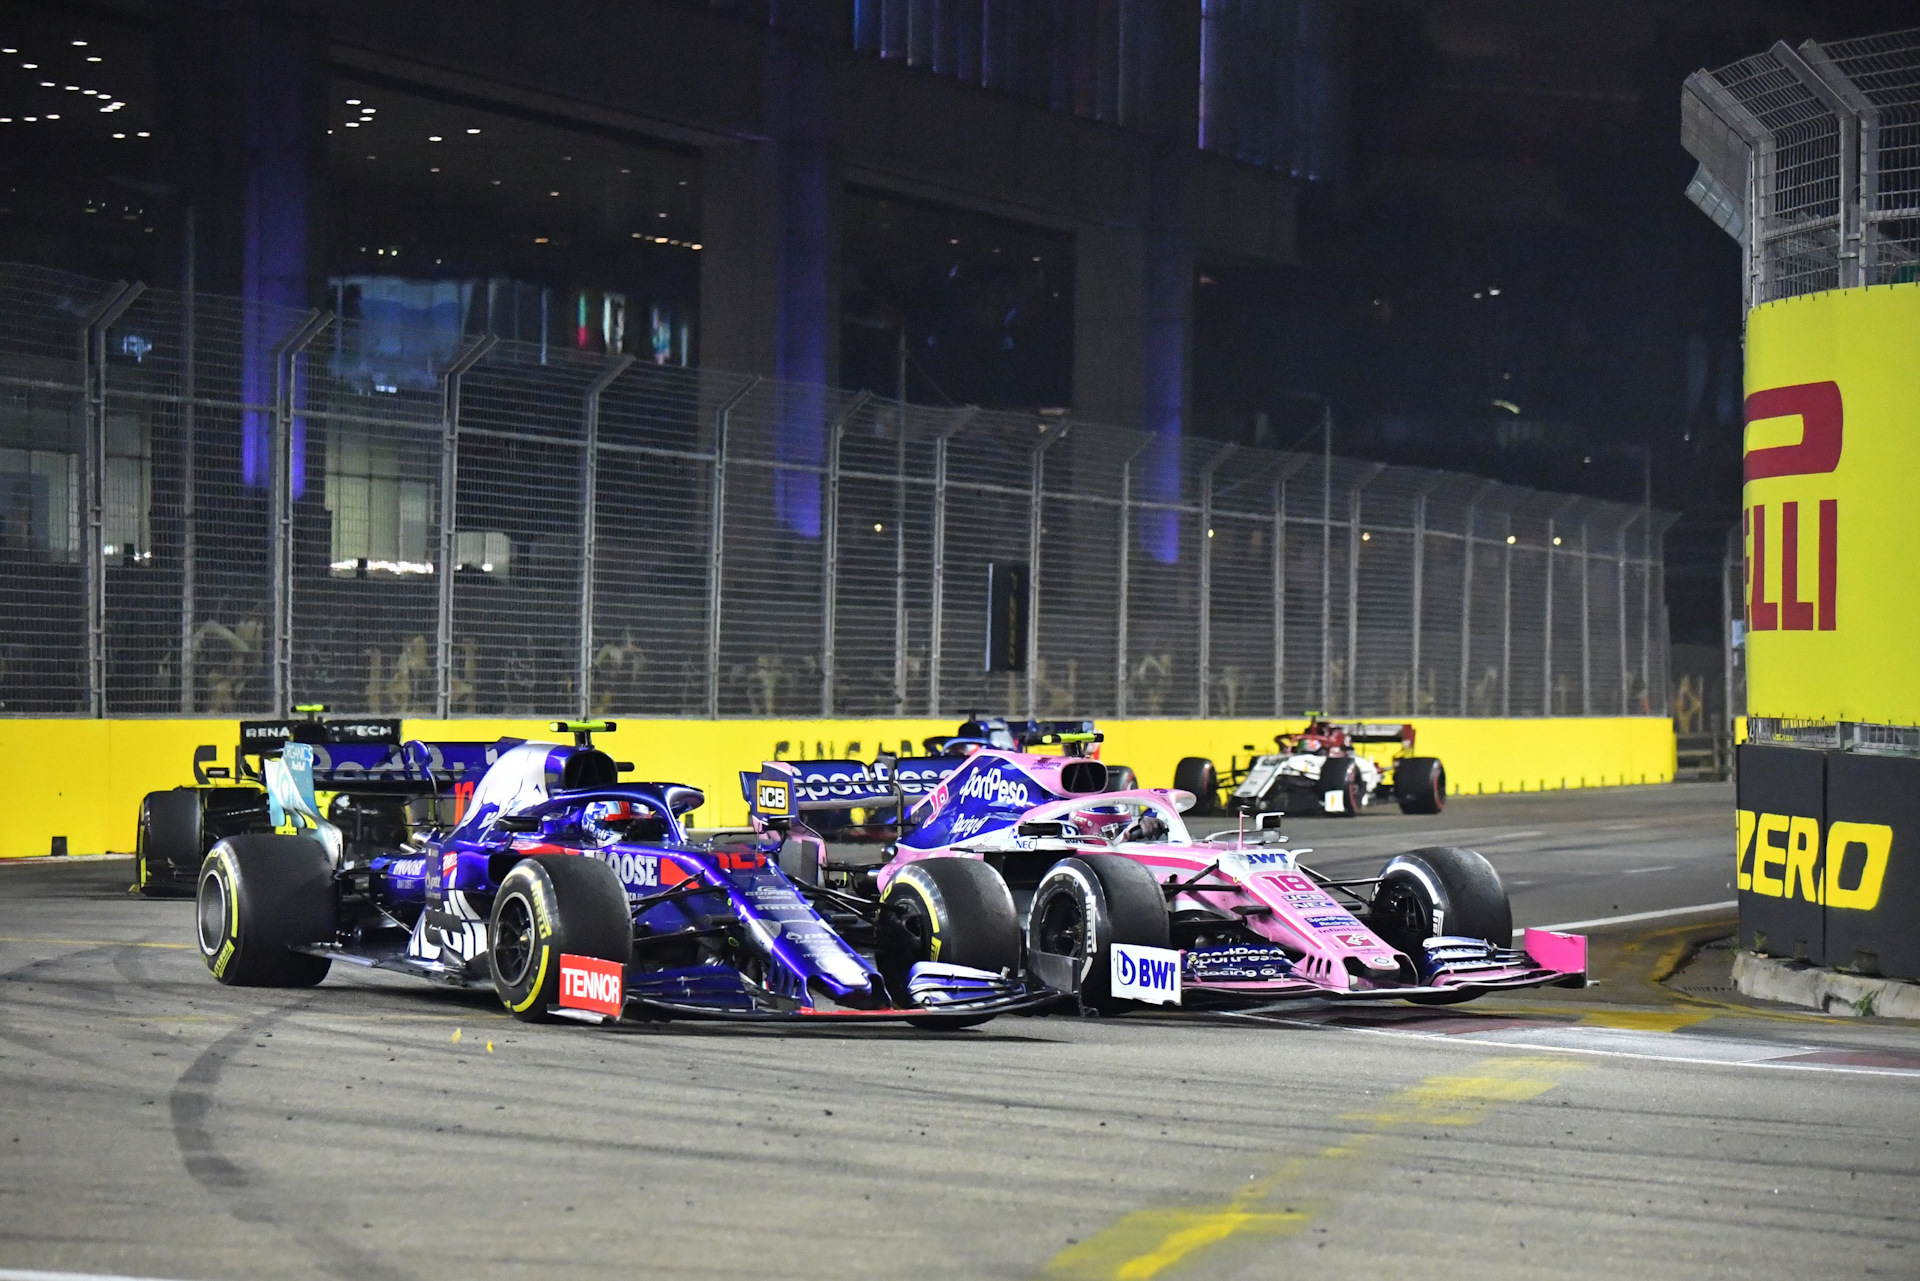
(0, 263), (1670, 721)
(1685, 27), (1920, 307)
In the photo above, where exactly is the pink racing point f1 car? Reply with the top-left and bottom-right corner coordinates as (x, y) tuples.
(868, 737), (1587, 1013)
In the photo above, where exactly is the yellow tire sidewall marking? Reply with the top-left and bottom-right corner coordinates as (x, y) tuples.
(892, 869), (944, 963)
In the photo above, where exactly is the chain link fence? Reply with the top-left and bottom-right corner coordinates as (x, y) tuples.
(1685, 27), (1920, 307)
(0, 263), (1672, 721)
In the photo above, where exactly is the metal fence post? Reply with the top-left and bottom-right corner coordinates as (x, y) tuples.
(1640, 514), (1653, 712)
(1776, 41), (1865, 289)
(1580, 522), (1592, 716)
(1797, 41), (1881, 282)
(1460, 481), (1496, 715)
(1460, 511), (1475, 715)
(78, 281), (143, 717)
(1272, 453), (1309, 717)
(1320, 415), (1332, 713)
(1618, 518), (1632, 715)
(178, 272), (196, 713)
(1196, 443), (1238, 716)
(1544, 517), (1555, 716)
(927, 407), (977, 716)
(706, 377), (759, 719)
(435, 336), (496, 720)
(1545, 497), (1578, 715)
(820, 391), (871, 716)
(1345, 465), (1384, 715)
(270, 309), (331, 716)
(1410, 485), (1441, 715)
(1027, 421), (1071, 718)
(579, 353), (634, 717)
(1502, 514), (1513, 718)
(1115, 433), (1155, 718)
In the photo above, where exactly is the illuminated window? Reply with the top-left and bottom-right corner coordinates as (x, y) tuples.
(325, 422), (431, 573)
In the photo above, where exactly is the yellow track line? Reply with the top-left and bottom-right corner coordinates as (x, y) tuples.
(1041, 1055), (1583, 1279)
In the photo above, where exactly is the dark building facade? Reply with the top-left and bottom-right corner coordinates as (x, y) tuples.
(0, 0), (1321, 440)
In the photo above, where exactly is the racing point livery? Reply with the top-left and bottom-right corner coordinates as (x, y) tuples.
(917, 715), (1138, 790)
(1176, 719), (1446, 818)
(148, 712), (1053, 1026)
(742, 735), (1584, 1014)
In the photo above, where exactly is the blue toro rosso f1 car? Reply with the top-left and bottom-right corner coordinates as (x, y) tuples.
(741, 732), (1586, 1015)
(170, 713), (1055, 1026)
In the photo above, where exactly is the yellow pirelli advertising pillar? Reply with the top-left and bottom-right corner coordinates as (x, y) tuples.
(1738, 280), (1920, 978)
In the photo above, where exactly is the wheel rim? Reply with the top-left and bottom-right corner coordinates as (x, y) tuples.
(196, 871), (227, 955)
(493, 890), (537, 987)
(1032, 888), (1089, 963)
(876, 896), (930, 969)
(1372, 880), (1430, 951)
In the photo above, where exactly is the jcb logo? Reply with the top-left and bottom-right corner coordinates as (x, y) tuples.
(756, 781), (791, 816)
(1735, 810), (1891, 910)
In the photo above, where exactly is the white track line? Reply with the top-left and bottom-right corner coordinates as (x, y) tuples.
(1240, 1014), (1920, 1078)
(1519, 900), (1737, 934)
(0, 1271), (198, 1281)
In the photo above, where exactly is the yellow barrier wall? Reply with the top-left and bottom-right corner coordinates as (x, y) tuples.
(0, 715), (1674, 859)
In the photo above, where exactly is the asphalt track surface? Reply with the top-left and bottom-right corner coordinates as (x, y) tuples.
(3, 784), (1917, 1281)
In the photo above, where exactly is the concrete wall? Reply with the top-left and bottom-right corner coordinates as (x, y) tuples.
(0, 715), (1675, 859)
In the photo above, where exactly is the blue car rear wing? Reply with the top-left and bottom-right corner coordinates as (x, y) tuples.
(740, 757), (955, 824)
(236, 734), (525, 790)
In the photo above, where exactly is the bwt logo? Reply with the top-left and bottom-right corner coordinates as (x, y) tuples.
(1744, 381), (1840, 633)
(957, 767), (1031, 809)
(1116, 949), (1179, 991)
(1736, 810), (1891, 910)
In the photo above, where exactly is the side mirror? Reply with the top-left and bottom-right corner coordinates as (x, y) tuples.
(492, 814), (539, 833)
(1016, 820), (1066, 838)
(1255, 811), (1284, 832)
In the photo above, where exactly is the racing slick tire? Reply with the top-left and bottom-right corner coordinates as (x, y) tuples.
(1173, 757), (1219, 815)
(137, 789), (205, 897)
(875, 857), (1021, 1028)
(1394, 757), (1446, 815)
(195, 834), (336, 987)
(1101, 764), (1139, 793)
(1027, 854), (1171, 1016)
(1319, 757), (1364, 818)
(489, 855), (633, 1024)
(1367, 846), (1511, 1003)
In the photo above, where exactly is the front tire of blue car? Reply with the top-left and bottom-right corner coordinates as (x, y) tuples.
(489, 855), (632, 1023)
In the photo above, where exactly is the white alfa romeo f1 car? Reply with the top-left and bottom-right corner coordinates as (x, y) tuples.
(1175, 718), (1445, 818)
